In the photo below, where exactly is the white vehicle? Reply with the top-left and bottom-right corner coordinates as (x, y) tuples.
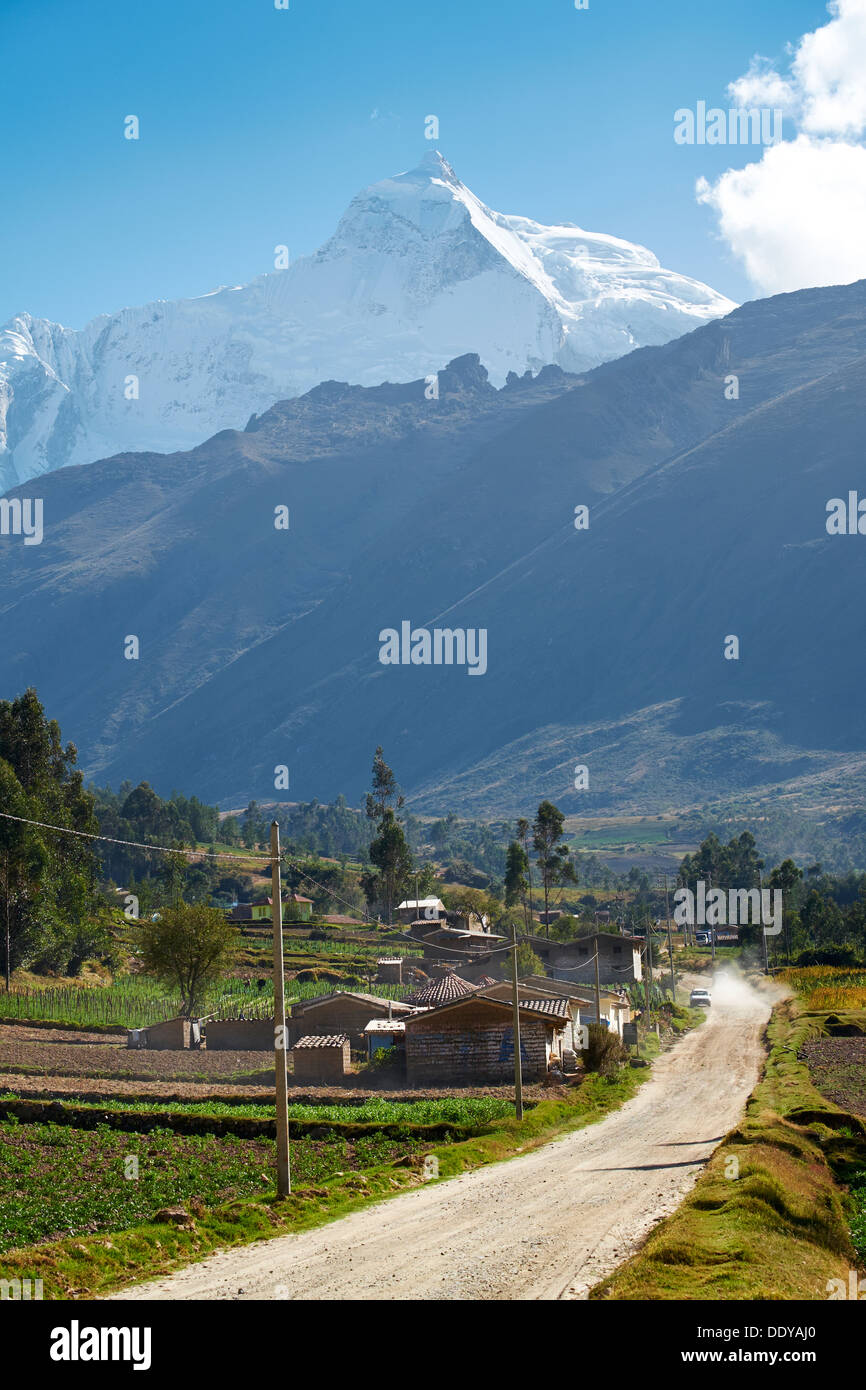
(689, 988), (712, 1008)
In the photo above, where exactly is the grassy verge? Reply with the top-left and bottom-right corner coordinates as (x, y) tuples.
(0, 1067), (654, 1299)
(591, 998), (866, 1300)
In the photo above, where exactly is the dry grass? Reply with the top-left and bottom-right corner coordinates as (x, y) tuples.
(779, 966), (866, 1011)
(591, 998), (866, 1300)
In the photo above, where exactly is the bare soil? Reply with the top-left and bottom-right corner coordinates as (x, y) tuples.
(0, 1070), (555, 1106)
(799, 1036), (866, 1118)
(0, 1024), (272, 1083)
(0, 1023), (555, 1105)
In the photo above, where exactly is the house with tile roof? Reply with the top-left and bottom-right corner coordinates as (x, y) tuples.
(226, 893), (313, 925)
(288, 990), (415, 1051)
(292, 1033), (351, 1081)
(405, 973), (477, 1008)
(404, 992), (569, 1086)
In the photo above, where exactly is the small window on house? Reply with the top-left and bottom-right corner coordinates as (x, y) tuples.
(613, 945), (622, 954)
(578, 947), (588, 956)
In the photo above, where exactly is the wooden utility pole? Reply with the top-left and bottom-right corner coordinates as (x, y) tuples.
(759, 869), (770, 976)
(510, 922), (524, 1120)
(659, 872), (676, 1001)
(707, 870), (717, 963)
(3, 851), (10, 992)
(271, 821), (291, 1196)
(594, 933), (602, 1031)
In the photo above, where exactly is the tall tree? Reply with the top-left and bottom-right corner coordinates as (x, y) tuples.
(517, 817), (534, 927)
(137, 902), (238, 1017)
(504, 840), (529, 931)
(361, 749), (411, 924)
(364, 809), (412, 925)
(0, 689), (99, 981)
(365, 746), (404, 823)
(532, 801), (577, 934)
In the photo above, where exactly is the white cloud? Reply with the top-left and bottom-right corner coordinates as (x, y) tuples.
(698, 135), (866, 295)
(700, 0), (866, 293)
(728, 59), (798, 114)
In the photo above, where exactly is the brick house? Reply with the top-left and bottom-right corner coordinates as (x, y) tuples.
(523, 932), (643, 985)
(404, 994), (569, 1086)
(132, 1017), (199, 1050)
(376, 958), (403, 985)
(511, 975), (632, 1039)
(476, 979), (585, 1053)
(292, 1034), (351, 1081)
(288, 991), (415, 1050)
(405, 973), (477, 1008)
(396, 897), (447, 924)
(206, 1019), (275, 1050)
(225, 893), (312, 925)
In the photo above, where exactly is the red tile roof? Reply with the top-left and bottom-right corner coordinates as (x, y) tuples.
(406, 974), (477, 1007)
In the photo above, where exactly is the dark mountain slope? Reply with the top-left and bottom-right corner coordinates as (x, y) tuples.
(2, 281), (866, 808)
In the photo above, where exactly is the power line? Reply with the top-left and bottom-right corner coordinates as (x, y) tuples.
(0, 808), (370, 922)
(0, 810), (272, 862)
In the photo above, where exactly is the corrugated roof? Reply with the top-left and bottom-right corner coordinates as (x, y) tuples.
(406, 974), (477, 1007)
(364, 1019), (406, 1034)
(293, 1034), (349, 1049)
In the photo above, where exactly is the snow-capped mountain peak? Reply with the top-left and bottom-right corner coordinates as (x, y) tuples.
(0, 152), (736, 488)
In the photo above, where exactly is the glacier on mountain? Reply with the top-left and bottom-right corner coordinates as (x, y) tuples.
(0, 151), (736, 488)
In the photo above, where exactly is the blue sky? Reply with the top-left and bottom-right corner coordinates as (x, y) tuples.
(0, 0), (828, 327)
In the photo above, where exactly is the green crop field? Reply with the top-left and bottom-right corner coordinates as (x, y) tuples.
(0, 1118), (428, 1254)
(0, 1092), (514, 1127)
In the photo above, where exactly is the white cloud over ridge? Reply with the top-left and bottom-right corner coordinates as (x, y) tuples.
(699, 0), (866, 294)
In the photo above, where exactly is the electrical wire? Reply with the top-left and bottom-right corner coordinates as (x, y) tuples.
(0, 810), (272, 862)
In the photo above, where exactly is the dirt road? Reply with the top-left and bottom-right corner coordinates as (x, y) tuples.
(113, 972), (772, 1301)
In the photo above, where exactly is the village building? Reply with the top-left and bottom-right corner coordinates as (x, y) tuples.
(396, 896), (447, 924)
(448, 908), (492, 934)
(409, 919), (508, 957)
(128, 1017), (200, 1050)
(375, 957), (403, 985)
(225, 893), (313, 925)
(206, 1018), (275, 1050)
(285, 893), (314, 921)
(288, 990), (415, 1051)
(522, 931), (643, 985)
(475, 979), (584, 1053)
(517, 974), (632, 1038)
(364, 1018), (406, 1059)
(292, 1034), (351, 1081)
(405, 973), (477, 1008)
(404, 993), (569, 1086)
